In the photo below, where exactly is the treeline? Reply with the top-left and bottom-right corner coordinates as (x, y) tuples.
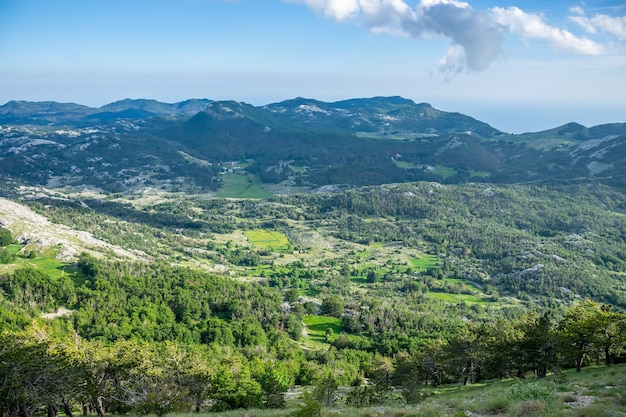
(1, 251), (626, 416)
(2, 296), (626, 416)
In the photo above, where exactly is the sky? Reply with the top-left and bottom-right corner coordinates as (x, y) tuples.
(1, 0), (625, 133)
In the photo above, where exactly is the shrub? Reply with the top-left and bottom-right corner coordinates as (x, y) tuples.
(0, 228), (12, 246)
(511, 400), (547, 417)
(482, 394), (511, 414)
(290, 392), (322, 417)
(0, 247), (15, 264)
(509, 380), (555, 401)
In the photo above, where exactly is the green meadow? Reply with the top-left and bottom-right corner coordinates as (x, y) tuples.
(409, 255), (439, 270)
(303, 315), (344, 342)
(215, 173), (270, 198)
(244, 229), (291, 252)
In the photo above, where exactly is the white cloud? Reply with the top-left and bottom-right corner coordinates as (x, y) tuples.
(569, 15), (597, 34)
(285, 0), (360, 21)
(491, 6), (605, 55)
(569, 6), (584, 16)
(413, 0), (502, 71)
(438, 44), (465, 75)
(287, 0), (615, 74)
(571, 13), (626, 40)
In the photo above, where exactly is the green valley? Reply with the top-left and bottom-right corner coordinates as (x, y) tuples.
(0, 96), (625, 417)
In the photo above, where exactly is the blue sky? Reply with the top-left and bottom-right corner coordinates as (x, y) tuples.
(1, 0), (625, 133)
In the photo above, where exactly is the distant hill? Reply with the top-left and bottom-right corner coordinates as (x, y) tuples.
(0, 96), (624, 193)
(0, 98), (213, 124)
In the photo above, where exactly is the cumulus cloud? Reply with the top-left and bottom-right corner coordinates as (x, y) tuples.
(414, 1), (502, 72)
(569, 9), (626, 40)
(491, 6), (605, 55)
(286, 0), (617, 73)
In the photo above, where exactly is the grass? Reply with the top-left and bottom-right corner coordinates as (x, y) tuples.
(409, 255), (439, 270)
(469, 170), (491, 178)
(432, 165), (457, 179)
(443, 278), (482, 291)
(185, 364), (626, 415)
(244, 230), (291, 252)
(428, 291), (490, 304)
(6, 244), (22, 256)
(393, 160), (419, 169)
(355, 131), (419, 141)
(215, 173), (270, 198)
(0, 244), (74, 281)
(0, 257), (76, 282)
(303, 315), (344, 342)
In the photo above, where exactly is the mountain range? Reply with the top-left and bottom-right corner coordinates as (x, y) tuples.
(0, 96), (624, 194)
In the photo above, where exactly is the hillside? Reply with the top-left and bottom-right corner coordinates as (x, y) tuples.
(1, 97), (626, 417)
(1, 182), (626, 416)
(1, 96), (624, 193)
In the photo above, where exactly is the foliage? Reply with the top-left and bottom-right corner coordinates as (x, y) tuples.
(0, 227), (12, 246)
(509, 380), (556, 400)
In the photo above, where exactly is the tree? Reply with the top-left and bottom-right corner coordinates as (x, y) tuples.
(0, 227), (12, 246)
(77, 252), (100, 278)
(313, 372), (338, 407)
(0, 247), (14, 264)
(321, 295), (344, 318)
(557, 300), (605, 372)
(517, 311), (557, 377)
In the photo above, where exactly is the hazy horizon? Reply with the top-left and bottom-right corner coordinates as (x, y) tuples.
(2, 0), (625, 133)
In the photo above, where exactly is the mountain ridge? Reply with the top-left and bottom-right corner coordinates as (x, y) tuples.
(0, 96), (624, 194)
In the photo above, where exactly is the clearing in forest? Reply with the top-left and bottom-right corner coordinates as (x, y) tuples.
(244, 229), (291, 252)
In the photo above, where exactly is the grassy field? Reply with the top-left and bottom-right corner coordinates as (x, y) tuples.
(393, 160), (419, 169)
(428, 291), (490, 304)
(244, 229), (291, 252)
(0, 253), (73, 281)
(303, 315), (344, 342)
(6, 244), (22, 256)
(432, 165), (457, 179)
(215, 173), (270, 198)
(470, 169), (491, 178)
(444, 278), (482, 291)
(409, 254), (439, 270)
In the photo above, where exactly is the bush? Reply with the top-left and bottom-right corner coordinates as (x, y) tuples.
(290, 392), (322, 417)
(0, 247), (15, 264)
(0, 228), (12, 246)
(509, 380), (556, 401)
(482, 394), (512, 414)
(511, 400), (548, 417)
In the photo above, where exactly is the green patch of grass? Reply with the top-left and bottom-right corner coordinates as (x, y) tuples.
(244, 230), (291, 252)
(469, 170), (491, 178)
(443, 278), (482, 292)
(350, 276), (367, 284)
(432, 165), (457, 179)
(0, 253), (77, 282)
(428, 291), (490, 304)
(6, 244), (22, 256)
(409, 255), (439, 270)
(393, 160), (418, 169)
(19, 257), (72, 281)
(288, 164), (308, 173)
(215, 173), (270, 198)
(355, 131), (419, 141)
(303, 315), (344, 342)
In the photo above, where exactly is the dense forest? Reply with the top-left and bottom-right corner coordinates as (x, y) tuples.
(1, 181), (626, 416)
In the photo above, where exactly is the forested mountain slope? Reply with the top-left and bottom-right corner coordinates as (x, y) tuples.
(1, 96), (624, 193)
(1, 96), (625, 416)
